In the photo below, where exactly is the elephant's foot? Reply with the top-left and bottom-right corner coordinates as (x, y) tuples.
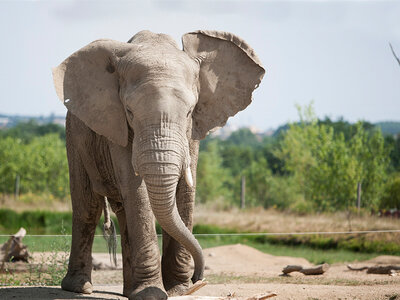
(129, 286), (167, 300)
(61, 273), (92, 294)
(166, 282), (190, 297)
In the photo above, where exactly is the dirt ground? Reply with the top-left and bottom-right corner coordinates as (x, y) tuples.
(1, 244), (400, 299)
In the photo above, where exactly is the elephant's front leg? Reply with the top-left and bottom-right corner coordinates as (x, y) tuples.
(123, 180), (167, 300)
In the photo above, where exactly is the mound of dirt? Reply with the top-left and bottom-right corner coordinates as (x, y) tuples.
(202, 244), (310, 276)
(367, 255), (400, 265)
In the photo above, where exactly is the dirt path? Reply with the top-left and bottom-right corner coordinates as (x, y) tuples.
(1, 244), (399, 299)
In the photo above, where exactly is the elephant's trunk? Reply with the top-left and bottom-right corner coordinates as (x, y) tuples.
(133, 126), (204, 283)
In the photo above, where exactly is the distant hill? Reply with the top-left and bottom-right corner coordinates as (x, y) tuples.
(272, 121), (400, 137)
(1, 113), (400, 138)
(375, 122), (400, 136)
(0, 113), (65, 128)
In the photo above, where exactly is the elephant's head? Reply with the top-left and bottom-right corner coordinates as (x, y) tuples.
(53, 30), (265, 283)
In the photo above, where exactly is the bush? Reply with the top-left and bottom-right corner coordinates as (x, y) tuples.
(0, 134), (69, 198)
(380, 174), (400, 209)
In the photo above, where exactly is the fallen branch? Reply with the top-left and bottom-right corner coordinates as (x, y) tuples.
(246, 293), (278, 300)
(282, 263), (329, 275)
(169, 292), (277, 300)
(184, 279), (208, 295)
(347, 264), (400, 275)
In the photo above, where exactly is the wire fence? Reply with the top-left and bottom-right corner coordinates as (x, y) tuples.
(1, 229), (400, 238)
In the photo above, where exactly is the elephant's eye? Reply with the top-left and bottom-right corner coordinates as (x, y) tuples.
(186, 109), (192, 118)
(127, 108), (134, 120)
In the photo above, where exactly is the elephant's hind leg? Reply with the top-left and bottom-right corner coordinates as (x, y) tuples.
(61, 146), (103, 294)
(108, 200), (134, 297)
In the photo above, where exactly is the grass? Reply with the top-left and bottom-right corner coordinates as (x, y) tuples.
(0, 232), (383, 265)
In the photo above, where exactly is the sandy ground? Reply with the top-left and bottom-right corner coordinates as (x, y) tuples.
(1, 244), (400, 299)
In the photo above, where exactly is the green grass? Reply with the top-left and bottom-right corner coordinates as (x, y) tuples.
(0, 233), (381, 265)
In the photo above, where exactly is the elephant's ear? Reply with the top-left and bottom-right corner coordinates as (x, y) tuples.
(182, 30), (265, 140)
(52, 39), (132, 147)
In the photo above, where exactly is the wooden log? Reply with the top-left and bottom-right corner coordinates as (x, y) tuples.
(347, 264), (400, 274)
(301, 263), (329, 275)
(282, 264), (329, 275)
(0, 228), (29, 263)
(367, 265), (400, 274)
(282, 265), (303, 274)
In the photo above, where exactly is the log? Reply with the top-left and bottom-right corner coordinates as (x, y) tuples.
(301, 264), (329, 275)
(282, 263), (329, 275)
(0, 228), (29, 263)
(347, 264), (400, 275)
(282, 265), (303, 274)
(366, 265), (400, 274)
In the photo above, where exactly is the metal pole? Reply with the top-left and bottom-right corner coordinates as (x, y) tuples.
(357, 182), (361, 215)
(15, 174), (20, 202)
(241, 175), (245, 209)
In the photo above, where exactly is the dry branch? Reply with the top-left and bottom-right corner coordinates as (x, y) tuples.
(282, 263), (329, 275)
(184, 279), (208, 295)
(246, 293), (278, 300)
(390, 42), (400, 67)
(169, 292), (277, 300)
(347, 264), (400, 275)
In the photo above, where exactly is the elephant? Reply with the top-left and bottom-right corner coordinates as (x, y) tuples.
(52, 30), (265, 299)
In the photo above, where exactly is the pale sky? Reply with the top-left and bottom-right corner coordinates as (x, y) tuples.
(0, 0), (399, 130)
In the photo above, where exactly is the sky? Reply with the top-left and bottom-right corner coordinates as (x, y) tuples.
(0, 0), (399, 130)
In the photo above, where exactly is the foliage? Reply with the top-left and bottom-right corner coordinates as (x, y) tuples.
(275, 103), (389, 212)
(384, 134), (400, 172)
(380, 174), (400, 209)
(0, 134), (69, 198)
(0, 108), (398, 212)
(196, 141), (233, 205)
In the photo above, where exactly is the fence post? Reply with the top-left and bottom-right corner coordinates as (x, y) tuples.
(15, 174), (20, 202)
(357, 182), (361, 215)
(241, 175), (245, 209)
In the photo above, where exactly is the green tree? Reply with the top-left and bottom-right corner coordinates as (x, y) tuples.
(196, 141), (232, 204)
(380, 174), (400, 209)
(276, 104), (389, 211)
(0, 134), (69, 198)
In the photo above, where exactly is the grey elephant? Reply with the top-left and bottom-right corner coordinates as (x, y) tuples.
(52, 30), (264, 299)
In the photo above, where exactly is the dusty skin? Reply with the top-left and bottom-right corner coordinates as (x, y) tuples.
(1, 244), (399, 299)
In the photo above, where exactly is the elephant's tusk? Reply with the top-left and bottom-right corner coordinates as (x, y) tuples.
(184, 166), (194, 188)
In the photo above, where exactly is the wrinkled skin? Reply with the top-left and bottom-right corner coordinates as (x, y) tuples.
(53, 30), (264, 299)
